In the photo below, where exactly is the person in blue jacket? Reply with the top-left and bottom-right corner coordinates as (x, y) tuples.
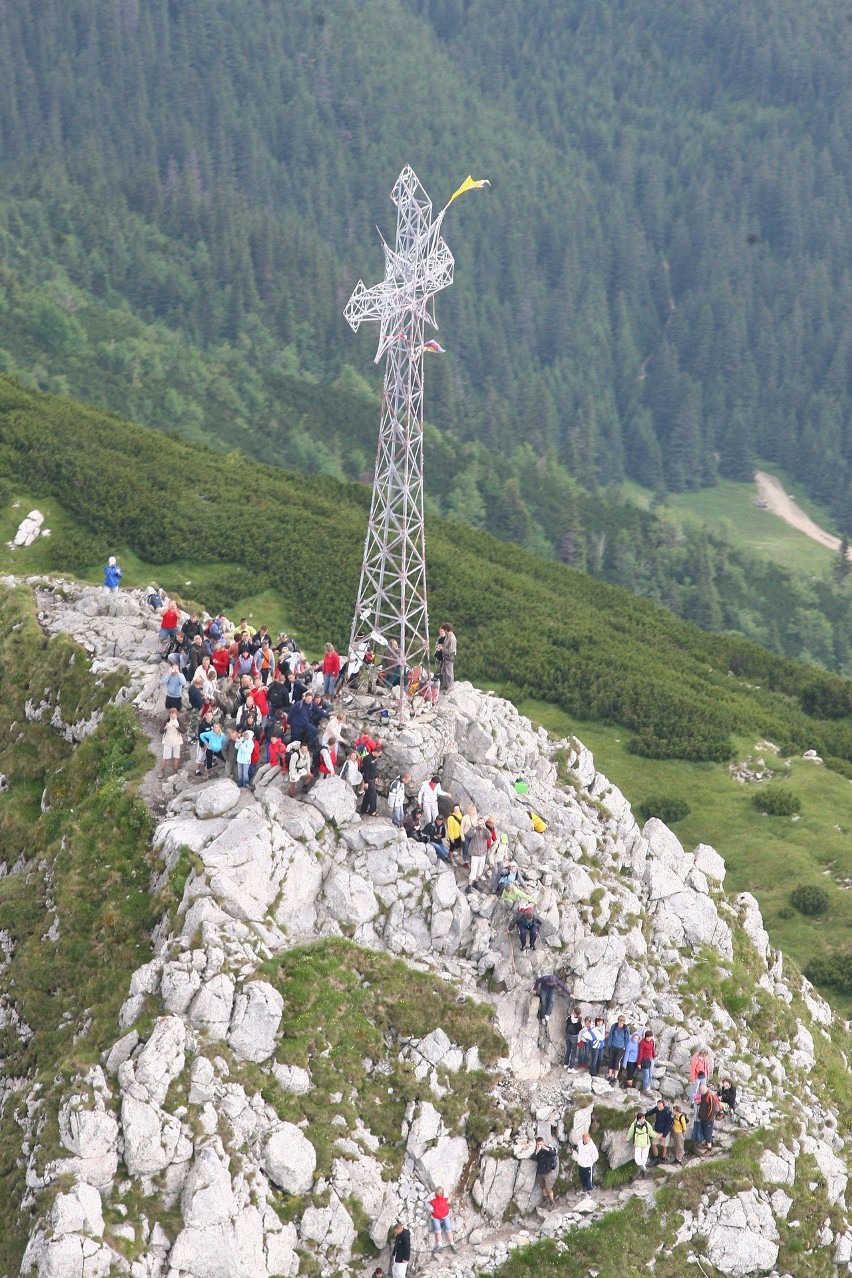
(103, 556), (123, 592)
(606, 1015), (631, 1086)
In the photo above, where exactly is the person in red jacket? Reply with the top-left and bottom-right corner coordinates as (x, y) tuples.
(322, 643), (341, 698)
(638, 1029), (656, 1092)
(428, 1187), (456, 1252)
(268, 732), (289, 770)
(250, 676), (269, 719)
(211, 640), (231, 680)
(159, 601), (179, 647)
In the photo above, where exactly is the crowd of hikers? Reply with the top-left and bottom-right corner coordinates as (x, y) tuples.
(134, 581), (741, 1239)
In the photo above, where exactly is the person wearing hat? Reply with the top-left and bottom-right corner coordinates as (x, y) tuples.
(103, 556), (122, 593)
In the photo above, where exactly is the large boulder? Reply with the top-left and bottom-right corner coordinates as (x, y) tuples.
(228, 981), (284, 1063)
(134, 1015), (187, 1106)
(699, 1190), (779, 1276)
(323, 866), (380, 927)
(305, 776), (357, 825)
(263, 1123), (317, 1194)
(195, 779), (241, 819)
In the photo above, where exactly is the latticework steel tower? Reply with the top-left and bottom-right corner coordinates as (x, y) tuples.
(344, 166), (471, 709)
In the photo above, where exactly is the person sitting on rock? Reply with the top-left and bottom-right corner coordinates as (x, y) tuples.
(532, 972), (571, 1022)
(572, 1130), (599, 1193)
(493, 859), (524, 896)
(423, 813), (450, 862)
(428, 1186), (456, 1252)
(606, 1015), (631, 1086)
(341, 748), (362, 789)
(719, 1077), (737, 1116)
(530, 1135), (558, 1206)
(645, 1099), (674, 1163)
(626, 1109), (652, 1176)
(508, 903), (542, 952)
(267, 730), (289, 772)
(287, 740), (314, 798)
(288, 692), (319, 747)
(446, 805), (464, 859)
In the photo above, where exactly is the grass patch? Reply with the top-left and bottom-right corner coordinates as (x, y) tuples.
(515, 696), (852, 1018)
(0, 582), (159, 1275)
(258, 939), (507, 1178)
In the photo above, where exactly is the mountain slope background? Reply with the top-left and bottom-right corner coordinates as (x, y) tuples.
(0, 0), (850, 521)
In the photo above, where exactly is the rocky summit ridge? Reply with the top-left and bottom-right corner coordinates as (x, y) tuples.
(6, 579), (852, 1278)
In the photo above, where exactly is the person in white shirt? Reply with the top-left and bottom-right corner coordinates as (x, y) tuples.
(572, 1131), (599, 1192)
(417, 774), (449, 825)
(341, 750), (362, 789)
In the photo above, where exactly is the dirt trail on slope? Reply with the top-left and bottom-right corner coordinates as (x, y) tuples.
(754, 470), (851, 559)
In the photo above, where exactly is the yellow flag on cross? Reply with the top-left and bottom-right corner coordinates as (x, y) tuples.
(447, 175), (491, 206)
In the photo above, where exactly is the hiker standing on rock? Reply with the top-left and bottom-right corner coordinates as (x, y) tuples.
(390, 1223), (410, 1278)
(645, 1099), (674, 1163)
(359, 746), (380, 816)
(572, 1130), (599, 1193)
(435, 622), (456, 691)
(530, 1135), (558, 1206)
(671, 1106), (688, 1165)
(160, 708), (183, 775)
(103, 556), (122, 593)
(690, 1045), (714, 1083)
(564, 1006), (583, 1069)
(606, 1015), (630, 1086)
(428, 1186), (457, 1253)
(388, 772), (411, 827)
(626, 1109), (652, 1176)
(508, 903), (542, 952)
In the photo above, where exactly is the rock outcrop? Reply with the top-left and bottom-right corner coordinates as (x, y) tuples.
(9, 580), (851, 1278)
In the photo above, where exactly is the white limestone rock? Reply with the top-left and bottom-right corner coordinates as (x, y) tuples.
(195, 779), (242, 819)
(693, 842), (726, 883)
(700, 1189), (779, 1276)
(188, 973), (236, 1040)
(134, 1015), (186, 1105)
(263, 1122), (317, 1194)
(759, 1147), (795, 1187)
(305, 776), (357, 825)
(228, 980), (284, 1063)
(50, 1182), (104, 1237)
(323, 865), (380, 927)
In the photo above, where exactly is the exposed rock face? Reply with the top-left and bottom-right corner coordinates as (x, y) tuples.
(11, 581), (852, 1278)
(699, 1189), (780, 1276)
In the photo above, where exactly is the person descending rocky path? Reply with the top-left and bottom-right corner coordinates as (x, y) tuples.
(11, 576), (850, 1278)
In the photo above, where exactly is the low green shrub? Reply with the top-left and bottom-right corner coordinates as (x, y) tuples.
(752, 786), (801, 816)
(805, 950), (852, 993)
(790, 884), (830, 917)
(824, 756), (852, 780)
(637, 795), (691, 824)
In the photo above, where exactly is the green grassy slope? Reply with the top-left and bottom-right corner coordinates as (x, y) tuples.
(1, 374), (850, 770)
(516, 698), (852, 1017)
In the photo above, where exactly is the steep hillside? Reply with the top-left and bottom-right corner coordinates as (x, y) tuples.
(0, 0), (849, 522)
(1, 377), (851, 771)
(3, 578), (850, 1278)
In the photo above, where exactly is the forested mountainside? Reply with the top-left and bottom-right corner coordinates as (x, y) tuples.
(2, 376), (851, 771)
(0, 0), (850, 527)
